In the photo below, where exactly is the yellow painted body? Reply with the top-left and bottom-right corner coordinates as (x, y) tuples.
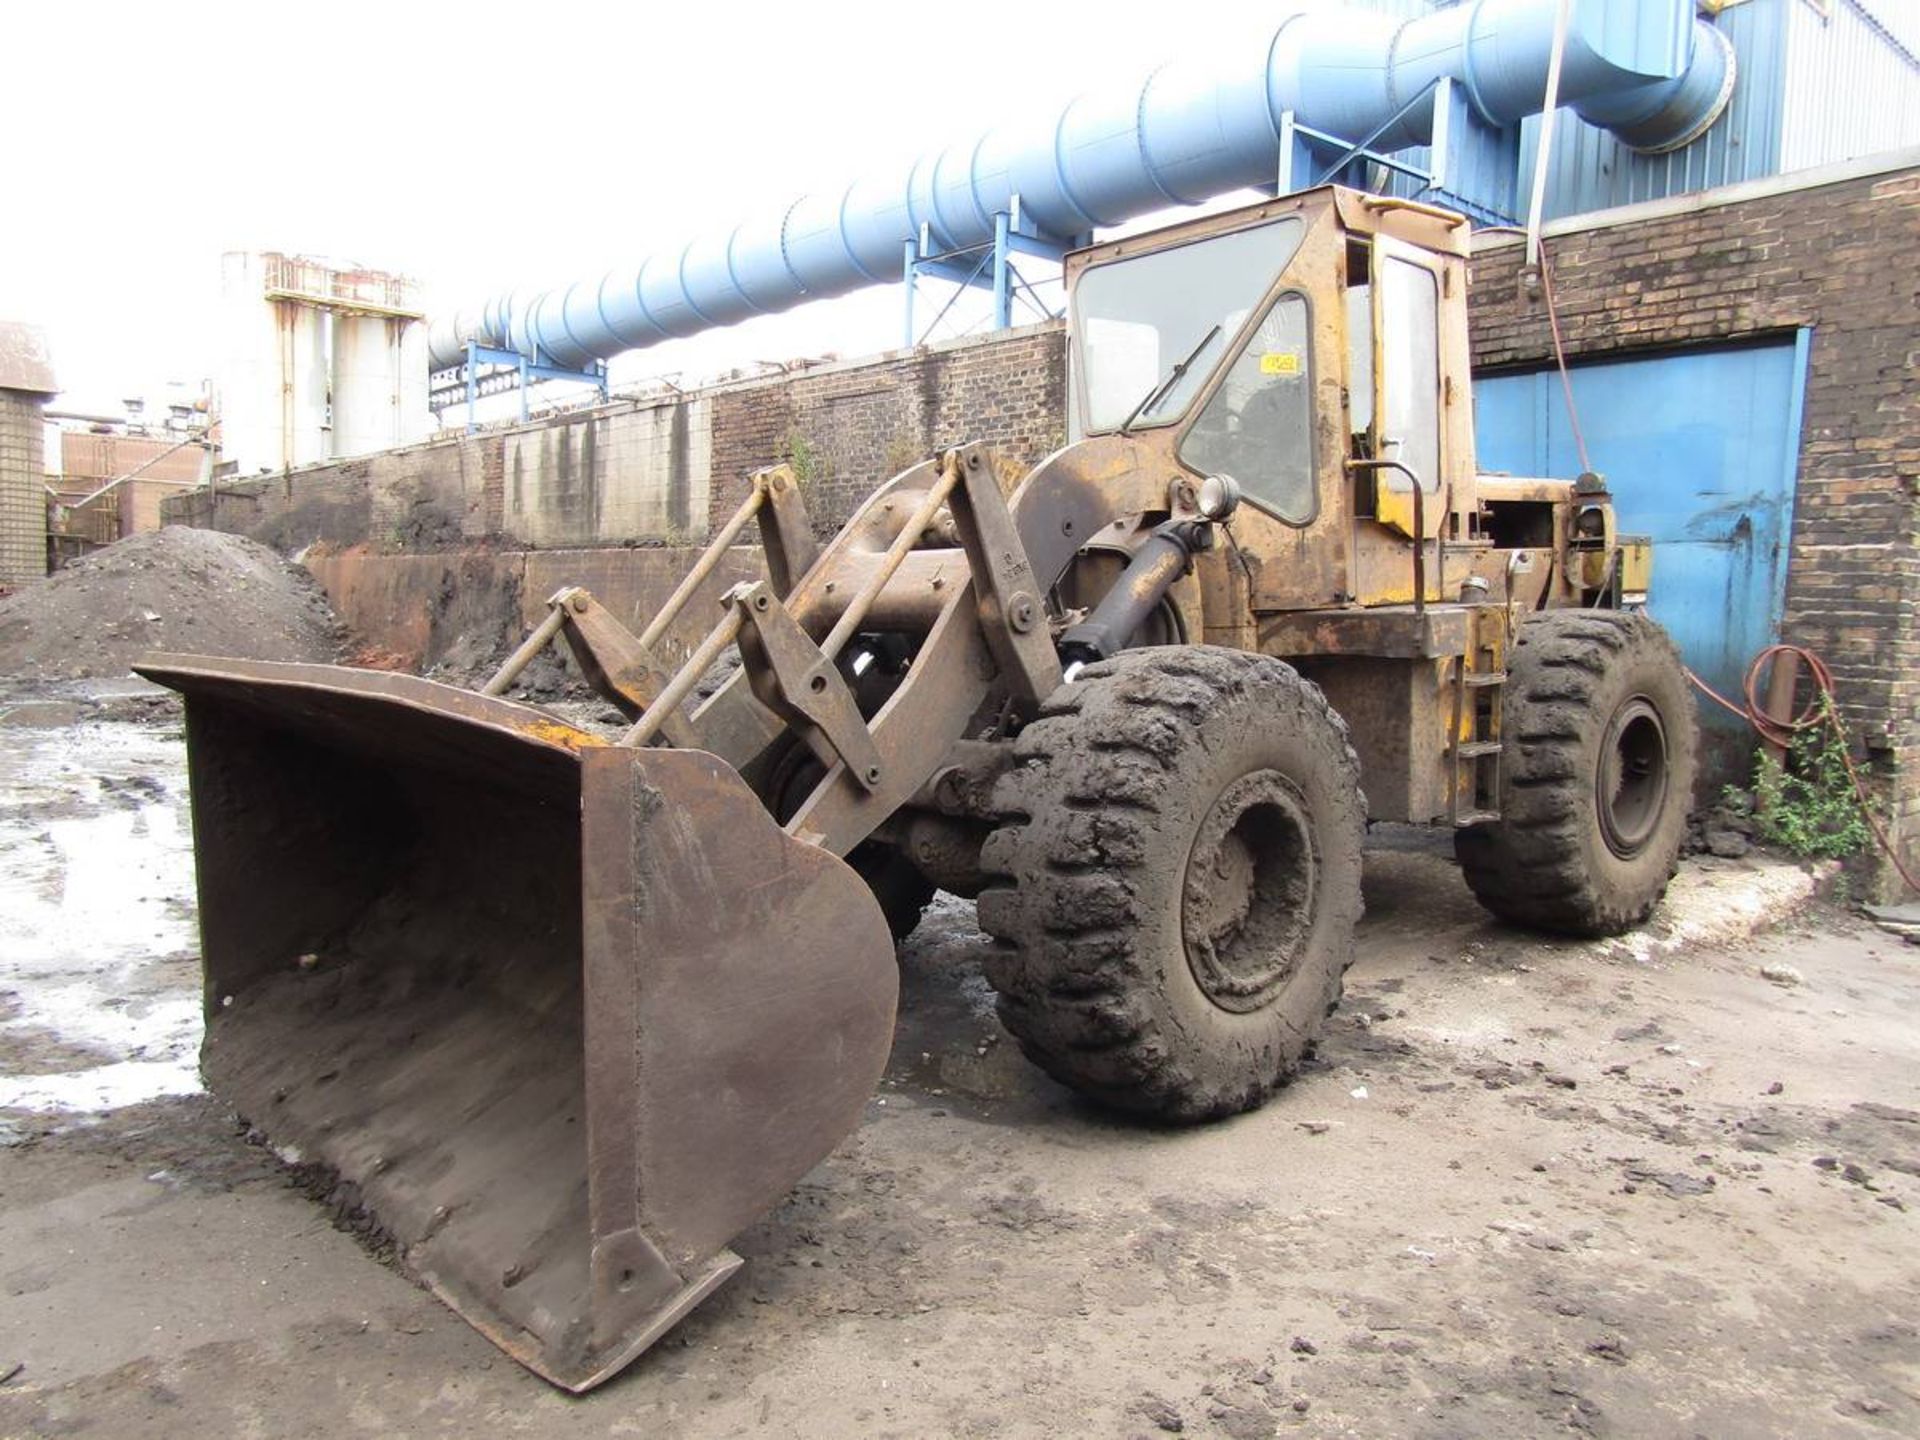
(1061, 186), (1655, 824)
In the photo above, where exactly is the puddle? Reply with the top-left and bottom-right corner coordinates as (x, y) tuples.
(0, 722), (203, 1112)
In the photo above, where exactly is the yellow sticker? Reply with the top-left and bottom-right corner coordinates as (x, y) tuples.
(1259, 351), (1302, 376)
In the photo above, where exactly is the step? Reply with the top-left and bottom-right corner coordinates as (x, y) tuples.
(1452, 740), (1504, 759)
(1460, 670), (1509, 688)
(1452, 809), (1502, 827)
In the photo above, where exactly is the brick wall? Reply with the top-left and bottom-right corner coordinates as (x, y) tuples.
(0, 391), (47, 585)
(707, 323), (1066, 536)
(1470, 166), (1920, 892)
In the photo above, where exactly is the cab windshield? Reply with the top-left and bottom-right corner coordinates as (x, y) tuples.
(1069, 217), (1305, 437)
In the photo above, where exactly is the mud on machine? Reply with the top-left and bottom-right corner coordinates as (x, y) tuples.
(140, 187), (1697, 1389)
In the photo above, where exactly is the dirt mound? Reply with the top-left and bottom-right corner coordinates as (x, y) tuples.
(0, 527), (343, 681)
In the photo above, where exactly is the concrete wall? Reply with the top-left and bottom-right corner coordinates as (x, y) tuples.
(503, 396), (710, 547)
(307, 544), (761, 678)
(0, 391), (47, 585)
(167, 324), (1061, 553)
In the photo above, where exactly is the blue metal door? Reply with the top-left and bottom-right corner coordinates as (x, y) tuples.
(1474, 334), (1810, 728)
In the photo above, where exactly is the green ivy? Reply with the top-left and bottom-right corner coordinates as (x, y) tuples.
(782, 430), (826, 490)
(1743, 696), (1875, 860)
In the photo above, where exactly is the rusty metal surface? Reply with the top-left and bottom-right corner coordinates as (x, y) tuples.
(732, 580), (884, 789)
(482, 604), (568, 696)
(948, 448), (1063, 705)
(1258, 604), (1470, 661)
(554, 588), (697, 744)
(1063, 186), (1506, 618)
(115, 180), (1678, 1407)
(781, 435), (1168, 853)
(1289, 654), (1453, 825)
(131, 652), (897, 1392)
(754, 464), (819, 595)
(640, 479), (770, 647)
(1061, 184), (1466, 288)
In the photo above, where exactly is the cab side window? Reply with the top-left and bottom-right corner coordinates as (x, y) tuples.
(1178, 293), (1314, 524)
(1379, 256), (1440, 490)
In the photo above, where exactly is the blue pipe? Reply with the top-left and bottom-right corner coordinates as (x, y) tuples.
(428, 0), (1733, 371)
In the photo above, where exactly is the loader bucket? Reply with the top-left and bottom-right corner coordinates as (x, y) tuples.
(132, 655), (899, 1391)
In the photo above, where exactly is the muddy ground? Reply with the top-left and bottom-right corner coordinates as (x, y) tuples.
(0, 714), (1916, 1439)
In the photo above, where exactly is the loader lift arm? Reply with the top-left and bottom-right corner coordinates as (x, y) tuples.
(492, 437), (1192, 857)
(130, 438), (1208, 1395)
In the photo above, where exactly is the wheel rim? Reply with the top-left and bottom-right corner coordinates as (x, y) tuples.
(1181, 770), (1318, 1013)
(1597, 696), (1669, 859)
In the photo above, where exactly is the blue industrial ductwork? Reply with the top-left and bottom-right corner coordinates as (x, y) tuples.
(427, 0), (1734, 372)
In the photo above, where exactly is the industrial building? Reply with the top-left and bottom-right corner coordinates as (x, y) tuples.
(45, 421), (210, 566)
(160, 0), (1920, 895)
(0, 323), (56, 588)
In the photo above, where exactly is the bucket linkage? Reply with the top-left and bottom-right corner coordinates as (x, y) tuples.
(137, 444), (1088, 1390)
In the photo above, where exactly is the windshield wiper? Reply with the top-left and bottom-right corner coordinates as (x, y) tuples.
(1119, 323), (1222, 436)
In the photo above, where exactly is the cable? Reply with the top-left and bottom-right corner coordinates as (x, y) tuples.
(1476, 223), (1592, 473)
(1221, 517), (1257, 593)
(1687, 647), (1918, 893)
(1534, 245), (1594, 476)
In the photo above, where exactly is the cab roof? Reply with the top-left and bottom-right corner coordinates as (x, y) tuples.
(1063, 185), (1472, 287)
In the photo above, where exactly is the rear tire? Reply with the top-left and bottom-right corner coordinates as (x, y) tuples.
(978, 647), (1365, 1122)
(1455, 609), (1697, 936)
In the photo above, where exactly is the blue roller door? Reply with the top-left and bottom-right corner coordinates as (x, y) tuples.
(1474, 333), (1810, 728)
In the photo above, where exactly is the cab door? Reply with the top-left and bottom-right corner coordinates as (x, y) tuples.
(1365, 233), (1447, 544)
(1172, 207), (1354, 615)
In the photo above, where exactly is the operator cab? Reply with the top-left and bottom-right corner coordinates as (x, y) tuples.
(1069, 214), (1317, 525)
(1063, 185), (1465, 557)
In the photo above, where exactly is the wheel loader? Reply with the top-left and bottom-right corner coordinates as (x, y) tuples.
(137, 184), (1697, 1390)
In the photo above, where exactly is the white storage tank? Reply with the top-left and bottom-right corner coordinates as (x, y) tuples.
(331, 266), (432, 460)
(217, 254), (432, 474)
(217, 252), (330, 475)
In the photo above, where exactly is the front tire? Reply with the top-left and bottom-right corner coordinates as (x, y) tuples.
(978, 648), (1365, 1122)
(1456, 609), (1698, 936)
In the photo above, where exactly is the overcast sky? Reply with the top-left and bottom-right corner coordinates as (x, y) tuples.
(3, 0), (1286, 418)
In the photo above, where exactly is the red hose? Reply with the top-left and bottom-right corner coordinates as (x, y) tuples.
(1686, 646), (1917, 892)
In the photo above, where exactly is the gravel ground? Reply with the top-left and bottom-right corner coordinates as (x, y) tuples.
(0, 715), (1915, 1439)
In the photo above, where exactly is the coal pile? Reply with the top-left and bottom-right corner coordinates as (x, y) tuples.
(0, 527), (343, 682)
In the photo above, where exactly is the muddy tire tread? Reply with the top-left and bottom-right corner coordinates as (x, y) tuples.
(1455, 609), (1696, 937)
(978, 647), (1365, 1122)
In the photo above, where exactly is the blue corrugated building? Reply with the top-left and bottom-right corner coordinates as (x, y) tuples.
(1354, 0), (1919, 221)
